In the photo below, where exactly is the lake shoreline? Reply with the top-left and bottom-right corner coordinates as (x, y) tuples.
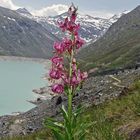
(0, 55), (51, 80)
(0, 55), (50, 65)
(0, 55), (51, 116)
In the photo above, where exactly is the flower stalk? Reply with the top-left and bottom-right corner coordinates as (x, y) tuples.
(46, 4), (88, 140)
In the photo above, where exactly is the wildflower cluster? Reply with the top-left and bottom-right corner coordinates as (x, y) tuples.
(49, 4), (88, 94)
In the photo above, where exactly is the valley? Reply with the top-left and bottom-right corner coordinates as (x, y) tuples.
(0, 3), (139, 140)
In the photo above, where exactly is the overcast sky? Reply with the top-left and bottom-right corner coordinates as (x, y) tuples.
(0, 0), (139, 18)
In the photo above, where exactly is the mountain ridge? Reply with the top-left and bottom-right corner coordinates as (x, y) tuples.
(0, 6), (59, 58)
(78, 5), (140, 71)
(16, 9), (128, 43)
(16, 8), (32, 16)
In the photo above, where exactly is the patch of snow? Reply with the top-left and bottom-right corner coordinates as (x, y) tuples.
(7, 17), (16, 22)
(2, 26), (6, 29)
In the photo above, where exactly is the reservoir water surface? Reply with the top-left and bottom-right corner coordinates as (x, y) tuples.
(0, 60), (47, 116)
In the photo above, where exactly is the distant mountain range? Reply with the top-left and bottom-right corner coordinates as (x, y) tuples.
(16, 8), (129, 43)
(78, 5), (140, 71)
(0, 6), (59, 58)
(0, 4), (139, 66)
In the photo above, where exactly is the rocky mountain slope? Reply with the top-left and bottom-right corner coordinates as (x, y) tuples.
(0, 6), (59, 58)
(16, 8), (128, 43)
(78, 5), (140, 71)
(16, 8), (32, 16)
(35, 13), (128, 43)
(0, 6), (129, 59)
(34, 13), (110, 42)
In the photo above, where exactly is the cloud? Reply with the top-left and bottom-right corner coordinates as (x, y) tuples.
(0, 1), (114, 19)
(80, 10), (114, 18)
(0, 0), (19, 10)
(32, 4), (114, 18)
(32, 4), (68, 17)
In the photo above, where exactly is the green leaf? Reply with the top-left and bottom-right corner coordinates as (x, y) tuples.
(75, 84), (82, 92)
(61, 105), (73, 139)
(79, 133), (86, 140)
(64, 85), (69, 95)
(61, 105), (69, 122)
(74, 123), (86, 139)
(71, 33), (75, 40)
(71, 116), (77, 132)
(44, 117), (64, 133)
(52, 130), (65, 140)
(74, 104), (84, 116)
(44, 117), (67, 140)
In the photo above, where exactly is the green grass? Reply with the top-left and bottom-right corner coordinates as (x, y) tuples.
(83, 80), (140, 140)
(78, 14), (140, 71)
(0, 130), (52, 140)
(1, 80), (140, 140)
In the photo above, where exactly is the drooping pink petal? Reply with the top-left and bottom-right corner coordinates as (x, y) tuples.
(49, 69), (62, 80)
(72, 63), (77, 71)
(51, 84), (64, 94)
(53, 42), (66, 54)
(75, 36), (85, 49)
(51, 56), (63, 65)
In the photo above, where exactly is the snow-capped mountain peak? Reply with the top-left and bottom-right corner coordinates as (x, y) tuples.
(43, 13), (112, 42)
(16, 8), (32, 16)
(16, 8), (129, 43)
(109, 10), (130, 23)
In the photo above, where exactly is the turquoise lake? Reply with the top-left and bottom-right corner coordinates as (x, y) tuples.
(0, 60), (47, 116)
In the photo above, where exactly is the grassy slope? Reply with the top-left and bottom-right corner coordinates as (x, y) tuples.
(78, 6), (140, 71)
(82, 29), (140, 71)
(2, 80), (140, 140)
(84, 80), (140, 140)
